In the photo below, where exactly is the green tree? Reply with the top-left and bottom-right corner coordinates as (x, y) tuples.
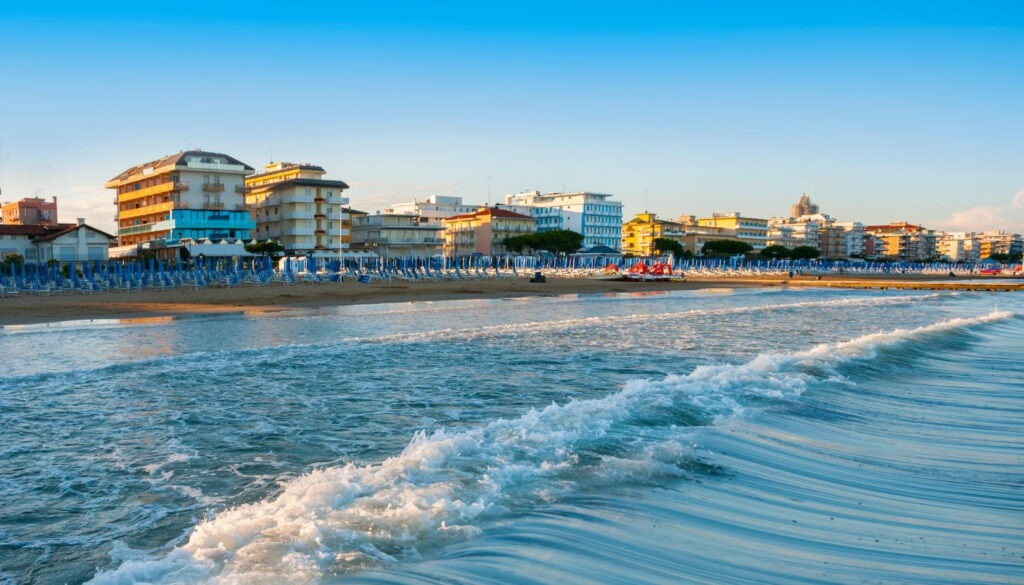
(535, 230), (584, 255)
(701, 239), (753, 256)
(791, 245), (821, 260)
(653, 238), (686, 258)
(501, 235), (534, 254)
(759, 245), (792, 259)
(245, 241), (286, 257)
(502, 230), (584, 256)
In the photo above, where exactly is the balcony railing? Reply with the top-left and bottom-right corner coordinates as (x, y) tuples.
(118, 181), (189, 203)
(235, 185), (245, 193)
(119, 201), (175, 220)
(203, 183), (226, 192)
(206, 202), (226, 210)
(118, 224), (155, 236)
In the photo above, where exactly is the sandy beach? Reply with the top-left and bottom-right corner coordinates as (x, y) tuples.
(0, 273), (1019, 327)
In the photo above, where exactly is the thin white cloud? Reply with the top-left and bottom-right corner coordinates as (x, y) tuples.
(938, 191), (1024, 233)
(943, 206), (1003, 230)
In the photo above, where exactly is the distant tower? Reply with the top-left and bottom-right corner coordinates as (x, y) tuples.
(790, 193), (819, 218)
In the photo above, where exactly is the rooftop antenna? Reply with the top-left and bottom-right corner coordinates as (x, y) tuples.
(644, 186), (648, 213)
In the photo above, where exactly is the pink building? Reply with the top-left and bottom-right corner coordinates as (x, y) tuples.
(1, 196), (58, 226)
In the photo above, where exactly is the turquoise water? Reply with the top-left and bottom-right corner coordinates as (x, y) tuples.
(1, 288), (1021, 584)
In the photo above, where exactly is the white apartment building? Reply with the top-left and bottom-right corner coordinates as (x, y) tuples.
(350, 213), (445, 258)
(767, 223), (795, 249)
(977, 230), (1022, 258)
(244, 162), (350, 254)
(385, 196), (483, 227)
(769, 217), (822, 250)
(504, 190), (623, 250)
(937, 232), (979, 262)
(830, 222), (866, 258)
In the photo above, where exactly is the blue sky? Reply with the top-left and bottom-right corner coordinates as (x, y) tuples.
(1, 1), (1021, 235)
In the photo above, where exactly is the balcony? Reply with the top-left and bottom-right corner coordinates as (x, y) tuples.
(119, 201), (175, 220)
(118, 181), (189, 203)
(203, 183), (226, 192)
(282, 227), (315, 237)
(279, 194), (313, 205)
(206, 202), (226, 210)
(118, 224), (155, 236)
(235, 185), (246, 194)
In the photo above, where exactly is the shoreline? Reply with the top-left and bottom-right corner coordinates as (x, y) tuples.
(1, 273), (1020, 327)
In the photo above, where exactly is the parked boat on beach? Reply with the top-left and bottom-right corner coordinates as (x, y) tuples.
(624, 261), (675, 281)
(589, 264), (623, 280)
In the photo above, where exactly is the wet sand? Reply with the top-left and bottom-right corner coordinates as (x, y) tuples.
(0, 273), (1017, 327)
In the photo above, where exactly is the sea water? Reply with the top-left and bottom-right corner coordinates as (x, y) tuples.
(0, 287), (1020, 584)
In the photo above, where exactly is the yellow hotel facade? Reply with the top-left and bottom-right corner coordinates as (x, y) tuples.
(621, 212), (687, 256)
(697, 212), (769, 251)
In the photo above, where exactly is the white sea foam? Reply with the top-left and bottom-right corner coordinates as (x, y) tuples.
(87, 308), (1011, 584)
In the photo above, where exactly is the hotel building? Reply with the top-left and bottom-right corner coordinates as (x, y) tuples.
(385, 195), (482, 227)
(977, 230), (1023, 259)
(350, 213), (445, 258)
(675, 215), (741, 256)
(863, 222), (938, 261)
(106, 150), (255, 247)
(504, 191), (623, 250)
(244, 162), (350, 254)
(620, 212), (687, 256)
(697, 212), (769, 251)
(823, 222), (865, 259)
(1, 196), (58, 226)
(937, 232), (979, 262)
(443, 207), (536, 258)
